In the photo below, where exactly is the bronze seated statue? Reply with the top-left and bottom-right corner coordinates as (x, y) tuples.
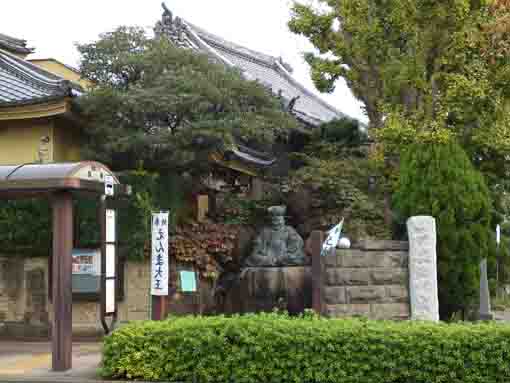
(243, 206), (308, 267)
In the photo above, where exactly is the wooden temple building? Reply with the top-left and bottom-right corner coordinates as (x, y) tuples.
(153, 3), (351, 198)
(0, 7), (355, 335)
(154, 4), (345, 128)
(0, 33), (87, 165)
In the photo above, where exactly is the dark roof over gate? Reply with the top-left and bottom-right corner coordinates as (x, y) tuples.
(0, 162), (123, 196)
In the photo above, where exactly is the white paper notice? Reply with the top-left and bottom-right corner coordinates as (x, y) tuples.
(106, 244), (115, 278)
(105, 279), (115, 314)
(106, 209), (116, 243)
(151, 212), (169, 296)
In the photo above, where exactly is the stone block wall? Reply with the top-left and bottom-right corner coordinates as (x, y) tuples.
(0, 255), (217, 338)
(0, 256), (153, 337)
(322, 240), (410, 320)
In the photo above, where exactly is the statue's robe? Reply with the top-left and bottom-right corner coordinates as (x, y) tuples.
(244, 226), (306, 267)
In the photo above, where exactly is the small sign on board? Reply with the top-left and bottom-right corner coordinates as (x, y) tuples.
(104, 175), (114, 196)
(180, 270), (197, 292)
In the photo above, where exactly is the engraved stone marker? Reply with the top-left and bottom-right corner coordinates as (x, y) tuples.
(479, 258), (493, 320)
(407, 216), (439, 321)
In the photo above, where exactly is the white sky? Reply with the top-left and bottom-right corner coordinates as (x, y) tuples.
(2, 0), (366, 122)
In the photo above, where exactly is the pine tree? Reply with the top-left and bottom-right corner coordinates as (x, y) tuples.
(394, 140), (492, 318)
(76, 27), (299, 173)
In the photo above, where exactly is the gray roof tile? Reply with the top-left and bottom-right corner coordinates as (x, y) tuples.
(0, 48), (74, 106)
(155, 6), (348, 126)
(0, 33), (33, 55)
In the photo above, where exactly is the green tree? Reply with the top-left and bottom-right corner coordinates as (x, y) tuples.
(394, 140), (492, 318)
(287, 117), (390, 239)
(76, 27), (299, 174)
(288, 0), (510, 191)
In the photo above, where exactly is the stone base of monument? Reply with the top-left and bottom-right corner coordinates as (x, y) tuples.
(222, 267), (312, 315)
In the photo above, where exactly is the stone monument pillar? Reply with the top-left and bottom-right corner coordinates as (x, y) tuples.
(479, 258), (493, 320)
(407, 216), (439, 321)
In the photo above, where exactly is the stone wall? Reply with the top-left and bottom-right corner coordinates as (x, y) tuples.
(0, 256), (214, 338)
(322, 240), (410, 320)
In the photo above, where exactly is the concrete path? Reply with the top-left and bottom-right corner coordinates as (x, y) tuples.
(0, 341), (106, 382)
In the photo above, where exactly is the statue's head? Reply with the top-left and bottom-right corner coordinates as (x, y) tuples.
(268, 206), (286, 230)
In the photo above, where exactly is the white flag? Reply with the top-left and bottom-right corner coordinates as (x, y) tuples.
(321, 219), (344, 256)
(151, 212), (169, 296)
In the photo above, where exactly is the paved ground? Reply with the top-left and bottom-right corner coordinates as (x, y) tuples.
(0, 341), (106, 382)
(494, 310), (510, 321)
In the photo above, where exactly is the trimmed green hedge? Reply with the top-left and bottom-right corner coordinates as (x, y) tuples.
(102, 313), (510, 382)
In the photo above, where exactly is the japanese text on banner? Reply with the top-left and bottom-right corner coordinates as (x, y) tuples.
(151, 212), (169, 296)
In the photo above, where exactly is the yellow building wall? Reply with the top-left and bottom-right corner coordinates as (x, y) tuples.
(52, 118), (82, 162)
(28, 59), (91, 90)
(0, 117), (82, 165)
(0, 118), (54, 165)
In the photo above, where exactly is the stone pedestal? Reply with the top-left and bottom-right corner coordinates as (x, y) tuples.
(407, 216), (439, 321)
(226, 267), (312, 314)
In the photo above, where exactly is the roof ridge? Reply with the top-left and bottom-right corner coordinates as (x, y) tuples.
(185, 21), (278, 68)
(273, 60), (346, 119)
(182, 20), (346, 121)
(0, 33), (33, 54)
(156, 3), (351, 125)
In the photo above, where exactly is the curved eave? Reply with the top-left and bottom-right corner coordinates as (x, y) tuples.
(0, 161), (129, 198)
(0, 44), (32, 55)
(209, 152), (260, 177)
(0, 96), (71, 120)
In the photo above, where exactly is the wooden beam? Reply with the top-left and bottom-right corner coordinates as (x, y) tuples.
(311, 230), (324, 315)
(52, 191), (73, 371)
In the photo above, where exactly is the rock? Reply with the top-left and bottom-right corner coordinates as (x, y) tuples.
(386, 285), (409, 302)
(346, 286), (386, 303)
(338, 250), (405, 268)
(326, 304), (370, 317)
(407, 216), (439, 321)
(355, 240), (409, 251)
(371, 303), (410, 320)
(324, 286), (346, 304)
(371, 269), (408, 285)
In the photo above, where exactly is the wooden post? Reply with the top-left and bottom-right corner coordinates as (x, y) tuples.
(152, 296), (166, 320)
(311, 230), (324, 315)
(52, 192), (73, 371)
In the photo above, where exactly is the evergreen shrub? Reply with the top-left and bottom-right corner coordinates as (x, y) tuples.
(394, 140), (492, 318)
(101, 313), (510, 382)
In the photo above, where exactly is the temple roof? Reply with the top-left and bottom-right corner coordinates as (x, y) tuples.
(0, 48), (78, 106)
(0, 33), (33, 55)
(155, 4), (347, 127)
